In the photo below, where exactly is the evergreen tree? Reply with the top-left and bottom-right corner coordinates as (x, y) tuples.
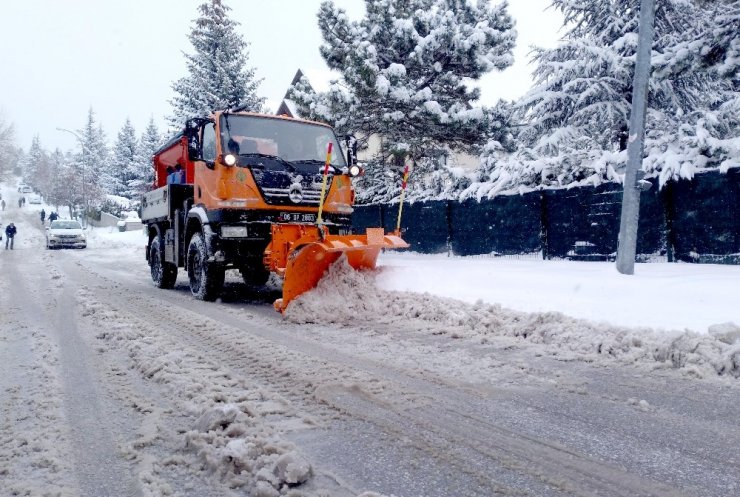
(291, 0), (516, 165)
(170, 0), (264, 126)
(0, 114), (16, 182)
(111, 118), (138, 198)
(23, 135), (49, 192)
(470, 0), (738, 197)
(128, 118), (161, 199)
(74, 108), (107, 211)
(654, 1), (739, 81)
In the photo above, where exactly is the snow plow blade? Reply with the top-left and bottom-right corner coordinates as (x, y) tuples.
(267, 225), (408, 313)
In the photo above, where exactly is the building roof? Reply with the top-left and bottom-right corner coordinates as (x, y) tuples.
(276, 69), (312, 118)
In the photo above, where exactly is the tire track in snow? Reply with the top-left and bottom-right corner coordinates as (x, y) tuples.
(4, 245), (143, 497)
(61, 265), (354, 496)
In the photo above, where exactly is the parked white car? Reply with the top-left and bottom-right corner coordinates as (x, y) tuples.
(46, 220), (87, 249)
(28, 194), (42, 204)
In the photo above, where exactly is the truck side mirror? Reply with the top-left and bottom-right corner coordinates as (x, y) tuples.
(187, 135), (200, 161)
(185, 119), (202, 161)
(345, 135), (358, 166)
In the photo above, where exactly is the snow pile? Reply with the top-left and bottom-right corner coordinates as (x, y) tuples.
(186, 404), (312, 494)
(84, 225), (145, 252)
(286, 257), (740, 378)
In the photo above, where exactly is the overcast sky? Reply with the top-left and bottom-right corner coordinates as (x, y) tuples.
(0, 0), (562, 152)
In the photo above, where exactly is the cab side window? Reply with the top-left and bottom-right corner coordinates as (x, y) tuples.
(202, 123), (217, 162)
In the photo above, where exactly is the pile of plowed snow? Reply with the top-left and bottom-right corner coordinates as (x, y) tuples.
(285, 257), (740, 378)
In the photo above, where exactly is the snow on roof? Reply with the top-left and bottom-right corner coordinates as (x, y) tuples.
(282, 99), (299, 118)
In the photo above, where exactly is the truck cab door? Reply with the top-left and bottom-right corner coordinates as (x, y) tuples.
(194, 121), (223, 206)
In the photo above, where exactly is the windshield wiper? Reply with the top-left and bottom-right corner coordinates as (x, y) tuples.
(239, 153), (297, 172)
(292, 159), (340, 173)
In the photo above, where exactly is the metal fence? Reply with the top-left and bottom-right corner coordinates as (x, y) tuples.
(352, 169), (740, 264)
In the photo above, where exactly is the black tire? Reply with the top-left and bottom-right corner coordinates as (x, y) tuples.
(187, 232), (224, 301)
(240, 263), (270, 287)
(150, 236), (177, 289)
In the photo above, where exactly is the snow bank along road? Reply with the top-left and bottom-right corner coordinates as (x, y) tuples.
(1, 206), (739, 496)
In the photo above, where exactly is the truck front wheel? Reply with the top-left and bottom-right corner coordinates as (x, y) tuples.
(150, 236), (177, 289)
(187, 232), (224, 301)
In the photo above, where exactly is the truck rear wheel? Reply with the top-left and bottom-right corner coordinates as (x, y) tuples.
(150, 236), (177, 289)
(187, 232), (224, 301)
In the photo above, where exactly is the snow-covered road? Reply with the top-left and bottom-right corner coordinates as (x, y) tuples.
(1, 186), (739, 496)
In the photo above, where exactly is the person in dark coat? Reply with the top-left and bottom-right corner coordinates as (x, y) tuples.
(40, 209), (46, 224)
(5, 222), (17, 250)
(48, 211), (58, 223)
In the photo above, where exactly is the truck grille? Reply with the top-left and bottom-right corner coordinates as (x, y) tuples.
(261, 187), (323, 205)
(252, 170), (332, 207)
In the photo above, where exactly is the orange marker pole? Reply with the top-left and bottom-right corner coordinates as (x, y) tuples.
(395, 161), (411, 234)
(316, 142), (333, 226)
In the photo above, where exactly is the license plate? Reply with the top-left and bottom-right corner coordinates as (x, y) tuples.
(278, 212), (317, 223)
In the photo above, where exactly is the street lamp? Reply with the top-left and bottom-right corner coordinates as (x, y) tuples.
(56, 127), (90, 228)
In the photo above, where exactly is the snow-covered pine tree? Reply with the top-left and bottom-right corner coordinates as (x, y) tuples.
(170, 0), (264, 127)
(74, 108), (107, 210)
(0, 113), (16, 181)
(23, 135), (48, 192)
(471, 0), (737, 197)
(651, 0), (740, 174)
(128, 117), (160, 200)
(289, 0), (516, 202)
(655, 0), (739, 81)
(110, 118), (138, 198)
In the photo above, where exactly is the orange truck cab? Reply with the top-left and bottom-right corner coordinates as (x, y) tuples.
(141, 111), (406, 308)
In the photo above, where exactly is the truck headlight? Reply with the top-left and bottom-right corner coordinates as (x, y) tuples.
(348, 164), (363, 177)
(221, 226), (249, 238)
(223, 154), (237, 166)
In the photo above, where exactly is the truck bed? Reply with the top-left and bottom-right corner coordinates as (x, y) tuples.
(141, 184), (194, 222)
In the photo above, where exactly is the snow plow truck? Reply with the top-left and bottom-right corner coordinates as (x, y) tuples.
(140, 111), (408, 311)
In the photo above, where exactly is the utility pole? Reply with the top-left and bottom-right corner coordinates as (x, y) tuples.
(616, 0), (656, 275)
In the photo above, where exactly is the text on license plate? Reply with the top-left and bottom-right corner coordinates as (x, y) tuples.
(278, 212), (317, 223)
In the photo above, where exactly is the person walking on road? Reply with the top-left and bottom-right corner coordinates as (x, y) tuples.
(48, 211), (58, 223)
(5, 222), (17, 250)
(40, 208), (46, 224)
(1, 199), (5, 211)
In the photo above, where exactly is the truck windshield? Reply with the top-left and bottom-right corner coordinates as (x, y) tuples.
(220, 115), (347, 168)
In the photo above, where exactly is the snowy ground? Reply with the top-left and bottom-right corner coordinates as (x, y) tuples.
(2, 179), (739, 497)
